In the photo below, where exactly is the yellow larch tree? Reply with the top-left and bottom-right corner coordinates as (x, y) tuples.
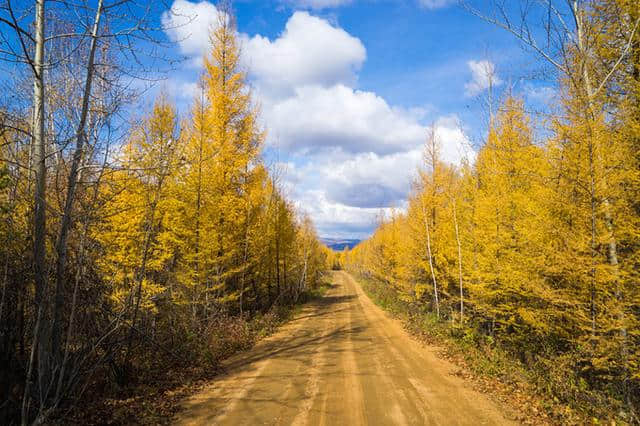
(95, 96), (181, 317)
(170, 9), (265, 315)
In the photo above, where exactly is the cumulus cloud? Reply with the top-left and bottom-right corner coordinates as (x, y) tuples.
(294, 189), (393, 238)
(285, 116), (473, 212)
(464, 59), (502, 97)
(263, 84), (425, 154)
(164, 79), (199, 100)
(162, 0), (224, 63)
(161, 2), (475, 238)
(163, 3), (366, 93)
(330, 183), (405, 208)
(287, 116), (473, 234)
(242, 12), (365, 97)
(327, 151), (421, 192)
(315, 149), (423, 207)
(419, 0), (456, 9)
(432, 115), (475, 164)
(525, 84), (555, 104)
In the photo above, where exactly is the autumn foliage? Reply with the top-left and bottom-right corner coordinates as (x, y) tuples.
(0, 10), (327, 424)
(345, 2), (640, 419)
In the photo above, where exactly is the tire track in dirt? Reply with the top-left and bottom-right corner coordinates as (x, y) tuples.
(176, 300), (326, 426)
(175, 271), (516, 426)
(345, 272), (513, 425)
(310, 281), (366, 426)
(290, 290), (335, 426)
(350, 281), (432, 425)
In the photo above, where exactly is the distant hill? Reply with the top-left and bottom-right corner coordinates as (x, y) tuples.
(320, 238), (361, 251)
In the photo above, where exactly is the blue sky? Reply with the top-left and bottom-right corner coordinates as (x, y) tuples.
(157, 0), (557, 239)
(0, 0), (554, 239)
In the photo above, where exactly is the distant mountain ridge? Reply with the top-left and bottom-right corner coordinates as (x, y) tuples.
(320, 237), (361, 251)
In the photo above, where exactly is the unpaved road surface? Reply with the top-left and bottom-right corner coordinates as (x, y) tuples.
(176, 271), (516, 425)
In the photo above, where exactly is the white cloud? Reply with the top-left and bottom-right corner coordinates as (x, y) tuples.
(525, 84), (555, 104)
(326, 150), (422, 193)
(164, 79), (199, 100)
(269, 86), (472, 236)
(161, 3), (475, 238)
(263, 84), (425, 154)
(242, 12), (365, 97)
(419, 0), (456, 9)
(464, 59), (502, 97)
(293, 189), (394, 238)
(163, 3), (366, 94)
(295, 149), (423, 210)
(162, 0), (225, 65)
(433, 115), (475, 164)
(264, 85), (472, 159)
(281, 114), (473, 232)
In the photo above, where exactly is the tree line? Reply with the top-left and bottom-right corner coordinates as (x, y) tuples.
(344, 0), (640, 420)
(0, 2), (328, 424)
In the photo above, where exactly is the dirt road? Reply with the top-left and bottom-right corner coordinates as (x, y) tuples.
(176, 271), (516, 425)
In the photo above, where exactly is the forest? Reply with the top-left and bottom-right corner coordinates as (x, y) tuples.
(2, 0), (640, 424)
(0, 2), (328, 424)
(343, 0), (640, 421)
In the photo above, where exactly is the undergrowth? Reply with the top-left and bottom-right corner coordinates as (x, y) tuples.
(59, 281), (332, 425)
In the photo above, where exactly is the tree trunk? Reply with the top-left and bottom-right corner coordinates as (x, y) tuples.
(421, 197), (439, 320)
(297, 241), (310, 303)
(574, 2), (623, 340)
(452, 200), (464, 322)
(23, 0), (47, 422)
(51, 0), (103, 364)
(240, 204), (249, 315)
(194, 89), (204, 319)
